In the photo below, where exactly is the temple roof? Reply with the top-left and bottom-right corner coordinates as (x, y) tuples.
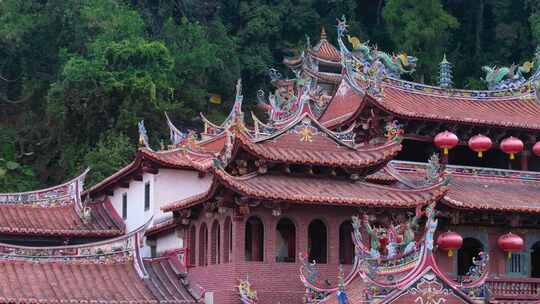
(0, 171), (124, 239)
(0, 225), (198, 303)
(161, 166), (448, 212)
(0, 198), (124, 238)
(233, 108), (401, 169)
(391, 161), (540, 214)
(306, 27), (341, 64)
(319, 78), (365, 127)
(372, 78), (540, 130)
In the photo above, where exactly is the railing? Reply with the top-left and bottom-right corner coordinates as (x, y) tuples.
(486, 277), (540, 300)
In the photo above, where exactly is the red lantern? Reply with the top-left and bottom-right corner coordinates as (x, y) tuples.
(500, 137), (523, 160)
(468, 134), (492, 158)
(497, 232), (524, 259)
(437, 231), (463, 257)
(533, 141), (540, 157)
(434, 131), (459, 155)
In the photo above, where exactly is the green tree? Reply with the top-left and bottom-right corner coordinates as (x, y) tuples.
(383, 0), (459, 83)
(84, 132), (135, 187)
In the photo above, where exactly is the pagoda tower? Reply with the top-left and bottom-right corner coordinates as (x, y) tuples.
(438, 54), (453, 88)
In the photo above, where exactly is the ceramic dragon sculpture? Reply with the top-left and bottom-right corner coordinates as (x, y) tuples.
(482, 47), (540, 90)
(347, 35), (417, 78)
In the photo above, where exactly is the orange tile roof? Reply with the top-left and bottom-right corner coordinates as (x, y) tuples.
(392, 161), (540, 213)
(140, 148), (214, 171)
(237, 130), (401, 170)
(0, 198), (124, 238)
(162, 167), (447, 212)
(307, 38), (341, 63)
(234, 105), (401, 169)
(320, 79), (365, 127)
(371, 80), (540, 130)
(0, 236), (197, 303)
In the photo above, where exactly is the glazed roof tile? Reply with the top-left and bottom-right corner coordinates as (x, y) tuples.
(141, 148), (214, 171)
(444, 175), (540, 213)
(319, 79), (365, 127)
(0, 199), (124, 237)
(392, 161), (540, 213)
(237, 129), (401, 170)
(307, 35), (341, 63)
(0, 228), (197, 303)
(372, 80), (540, 130)
(233, 102), (401, 169)
(145, 216), (177, 237)
(0, 171), (124, 238)
(162, 167), (447, 211)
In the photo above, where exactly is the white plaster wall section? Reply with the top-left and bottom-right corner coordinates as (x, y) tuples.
(153, 169), (213, 220)
(156, 230), (183, 254)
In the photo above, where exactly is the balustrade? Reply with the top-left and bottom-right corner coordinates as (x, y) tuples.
(486, 278), (540, 300)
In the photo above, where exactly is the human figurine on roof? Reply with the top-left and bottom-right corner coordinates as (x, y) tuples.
(399, 204), (423, 254)
(362, 214), (381, 259)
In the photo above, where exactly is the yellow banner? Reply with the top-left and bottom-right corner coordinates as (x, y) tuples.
(209, 94), (222, 104)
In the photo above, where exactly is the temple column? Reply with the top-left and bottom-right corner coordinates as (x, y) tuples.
(521, 151), (529, 171)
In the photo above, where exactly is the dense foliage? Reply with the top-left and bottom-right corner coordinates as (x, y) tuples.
(1, 0), (539, 190)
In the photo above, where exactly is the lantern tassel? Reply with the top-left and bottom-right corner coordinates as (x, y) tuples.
(443, 148), (449, 155)
(478, 151), (483, 158)
(448, 249), (453, 257)
(509, 153), (515, 160)
(508, 251), (512, 260)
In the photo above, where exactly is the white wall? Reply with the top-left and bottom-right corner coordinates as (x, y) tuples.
(156, 230), (183, 254)
(107, 168), (212, 257)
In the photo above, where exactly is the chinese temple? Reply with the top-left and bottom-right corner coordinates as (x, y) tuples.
(4, 16), (540, 304)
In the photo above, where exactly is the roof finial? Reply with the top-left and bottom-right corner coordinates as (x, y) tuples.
(439, 53), (453, 89)
(138, 120), (152, 150)
(320, 26), (327, 40)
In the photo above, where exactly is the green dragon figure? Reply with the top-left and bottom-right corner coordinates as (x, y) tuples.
(482, 62), (534, 90)
(482, 47), (540, 90)
(347, 35), (417, 77)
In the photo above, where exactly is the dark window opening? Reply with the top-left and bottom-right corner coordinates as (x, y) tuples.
(276, 218), (296, 263)
(457, 237), (483, 276)
(308, 219), (327, 264)
(122, 193), (127, 220)
(199, 224), (208, 266)
(211, 221), (220, 264)
(245, 216), (264, 261)
(188, 225), (196, 266)
(531, 242), (540, 278)
(150, 245), (157, 258)
(144, 182), (150, 211)
(224, 217), (232, 263)
(339, 220), (354, 264)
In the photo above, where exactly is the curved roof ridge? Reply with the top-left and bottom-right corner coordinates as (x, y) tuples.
(391, 160), (540, 183)
(0, 217), (150, 257)
(0, 168), (89, 201)
(383, 77), (534, 101)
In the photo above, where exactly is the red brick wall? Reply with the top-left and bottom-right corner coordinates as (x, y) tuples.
(185, 205), (357, 304)
(183, 205), (540, 304)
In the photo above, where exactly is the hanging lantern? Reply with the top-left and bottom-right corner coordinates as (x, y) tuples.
(500, 137), (524, 160)
(533, 142), (540, 157)
(497, 232), (524, 259)
(434, 131), (459, 155)
(468, 134), (492, 158)
(436, 231), (463, 257)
